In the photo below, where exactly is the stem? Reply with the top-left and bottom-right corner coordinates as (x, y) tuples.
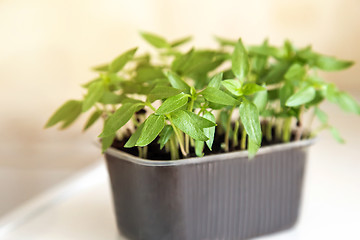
(145, 101), (156, 112)
(233, 120), (240, 148)
(295, 106), (304, 141)
(138, 147), (143, 158)
(185, 97), (195, 154)
(241, 126), (247, 150)
(224, 106), (235, 152)
(169, 136), (179, 160)
(168, 115), (187, 157)
(275, 119), (283, 141)
(143, 146), (148, 159)
(266, 118), (273, 142)
(282, 118), (292, 142)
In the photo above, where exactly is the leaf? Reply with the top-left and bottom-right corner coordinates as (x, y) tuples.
(124, 123), (145, 148)
(261, 62), (291, 84)
(156, 93), (190, 115)
(336, 92), (360, 115)
(109, 47), (138, 73)
(101, 134), (116, 153)
(187, 111), (216, 128)
(158, 125), (174, 149)
(208, 72), (223, 89)
(214, 36), (236, 46)
(45, 100), (82, 128)
(200, 87), (239, 106)
(136, 114), (165, 146)
(314, 107), (328, 124)
(330, 127), (345, 144)
(99, 102), (144, 137)
(82, 81), (105, 112)
(286, 86), (316, 107)
(232, 39), (250, 81)
(222, 79), (242, 96)
(164, 70), (190, 93)
(195, 140), (204, 157)
(140, 31), (169, 48)
(253, 89), (268, 112)
(83, 110), (102, 131)
(170, 110), (208, 141)
(284, 63), (306, 81)
(239, 98), (262, 146)
(99, 92), (125, 104)
(279, 81), (294, 107)
(170, 36), (192, 48)
(148, 86), (182, 102)
(241, 83), (266, 96)
(92, 64), (108, 72)
(134, 66), (164, 82)
(248, 138), (260, 158)
(315, 55), (354, 71)
(203, 111), (216, 150)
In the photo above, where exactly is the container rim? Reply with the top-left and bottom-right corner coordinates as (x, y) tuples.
(96, 137), (317, 167)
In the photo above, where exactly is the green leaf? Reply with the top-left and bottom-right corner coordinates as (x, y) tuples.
(222, 79), (242, 96)
(124, 123), (145, 148)
(195, 140), (204, 157)
(286, 86), (316, 107)
(186, 111), (216, 128)
(248, 138), (260, 158)
(164, 70), (190, 93)
(83, 110), (102, 131)
(261, 62), (290, 84)
(45, 100), (82, 128)
(336, 92), (360, 114)
(170, 36), (192, 48)
(156, 93), (190, 115)
(314, 107), (328, 124)
(170, 110), (208, 141)
(82, 81), (105, 112)
(232, 39), (250, 81)
(330, 127), (345, 144)
(284, 63), (306, 81)
(99, 102), (144, 137)
(158, 125), (174, 149)
(148, 86), (182, 102)
(280, 81), (294, 107)
(134, 66), (164, 82)
(200, 87), (239, 106)
(241, 83), (266, 96)
(109, 47), (137, 73)
(99, 92), (125, 104)
(208, 72), (223, 89)
(101, 134), (116, 153)
(214, 36), (236, 46)
(315, 55), (354, 71)
(203, 111), (216, 150)
(92, 64), (108, 72)
(253, 89), (268, 112)
(140, 31), (169, 48)
(239, 98), (262, 146)
(136, 114), (165, 146)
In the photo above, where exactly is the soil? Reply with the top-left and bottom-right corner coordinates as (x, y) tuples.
(110, 123), (303, 160)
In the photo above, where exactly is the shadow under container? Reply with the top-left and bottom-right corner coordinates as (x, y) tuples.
(104, 139), (315, 240)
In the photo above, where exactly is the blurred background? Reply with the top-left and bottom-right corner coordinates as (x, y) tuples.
(0, 0), (359, 218)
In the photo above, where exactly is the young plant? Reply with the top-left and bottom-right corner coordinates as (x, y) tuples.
(45, 32), (360, 160)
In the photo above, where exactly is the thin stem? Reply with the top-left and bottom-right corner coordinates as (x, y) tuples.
(233, 120), (240, 148)
(169, 136), (179, 160)
(266, 118), (273, 142)
(143, 146), (148, 159)
(168, 115), (187, 157)
(295, 106), (304, 141)
(240, 126), (247, 150)
(275, 119), (283, 141)
(224, 106), (235, 152)
(185, 97), (195, 154)
(282, 118), (292, 142)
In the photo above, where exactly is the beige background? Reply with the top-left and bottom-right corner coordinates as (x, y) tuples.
(0, 0), (359, 216)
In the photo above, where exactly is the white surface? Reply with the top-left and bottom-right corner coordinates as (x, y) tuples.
(0, 105), (359, 240)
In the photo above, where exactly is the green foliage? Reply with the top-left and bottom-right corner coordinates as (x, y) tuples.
(46, 33), (358, 160)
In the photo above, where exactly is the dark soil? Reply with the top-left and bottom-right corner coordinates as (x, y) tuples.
(110, 122), (303, 160)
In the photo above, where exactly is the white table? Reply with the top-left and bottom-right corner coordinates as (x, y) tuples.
(1, 115), (360, 240)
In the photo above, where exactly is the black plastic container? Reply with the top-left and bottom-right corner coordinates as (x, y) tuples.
(104, 139), (315, 240)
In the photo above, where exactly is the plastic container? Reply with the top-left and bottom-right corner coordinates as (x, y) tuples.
(104, 139), (315, 240)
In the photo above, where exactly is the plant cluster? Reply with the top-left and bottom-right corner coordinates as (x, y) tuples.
(45, 32), (360, 159)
